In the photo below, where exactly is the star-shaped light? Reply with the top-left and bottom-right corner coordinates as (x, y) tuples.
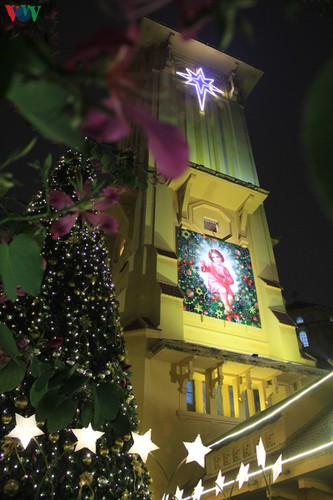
(237, 462), (250, 489)
(176, 67), (224, 111)
(174, 486), (184, 499)
(192, 479), (205, 500)
(71, 423), (104, 454)
(7, 413), (44, 449)
(128, 429), (159, 463)
(256, 437), (266, 469)
(215, 470), (225, 496)
(272, 454), (282, 483)
(183, 434), (212, 468)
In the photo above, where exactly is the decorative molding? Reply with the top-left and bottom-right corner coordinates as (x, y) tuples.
(170, 356), (194, 393)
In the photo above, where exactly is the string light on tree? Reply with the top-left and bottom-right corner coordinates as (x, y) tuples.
(0, 152), (152, 498)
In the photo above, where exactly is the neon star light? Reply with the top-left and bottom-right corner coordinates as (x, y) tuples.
(176, 67), (224, 111)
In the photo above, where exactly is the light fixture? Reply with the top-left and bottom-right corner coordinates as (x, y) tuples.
(176, 67), (224, 111)
(6, 413), (44, 449)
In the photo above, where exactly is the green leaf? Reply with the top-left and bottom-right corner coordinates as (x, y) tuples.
(95, 383), (121, 421)
(302, 56), (333, 217)
(0, 323), (19, 358)
(47, 398), (78, 432)
(48, 365), (77, 388)
(0, 137), (37, 170)
(0, 33), (25, 100)
(7, 74), (84, 149)
(0, 360), (25, 392)
(0, 172), (15, 197)
(92, 383), (104, 428)
(30, 358), (42, 378)
(62, 375), (87, 395)
(81, 401), (94, 428)
(36, 390), (66, 421)
(30, 369), (53, 407)
(112, 413), (131, 435)
(0, 233), (43, 301)
(54, 359), (65, 370)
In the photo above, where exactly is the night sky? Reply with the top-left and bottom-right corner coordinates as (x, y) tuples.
(1, 2), (333, 307)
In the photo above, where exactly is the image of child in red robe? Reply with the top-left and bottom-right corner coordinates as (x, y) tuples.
(200, 249), (234, 314)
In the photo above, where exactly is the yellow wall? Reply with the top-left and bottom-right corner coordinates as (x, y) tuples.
(108, 18), (319, 498)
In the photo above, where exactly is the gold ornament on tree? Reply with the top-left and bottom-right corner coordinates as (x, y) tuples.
(48, 433), (59, 444)
(82, 454), (92, 465)
(4, 479), (20, 497)
(2, 413), (13, 425)
(14, 396), (28, 410)
(99, 445), (109, 456)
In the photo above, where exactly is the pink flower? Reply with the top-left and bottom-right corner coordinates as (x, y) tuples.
(175, 0), (214, 40)
(71, 24), (189, 180)
(49, 183), (119, 239)
(46, 337), (63, 349)
(66, 23), (140, 73)
(82, 97), (189, 179)
(0, 284), (25, 304)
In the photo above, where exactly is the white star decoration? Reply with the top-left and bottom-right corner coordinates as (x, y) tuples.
(71, 423), (104, 454)
(175, 486), (184, 499)
(192, 479), (205, 500)
(256, 437), (266, 469)
(237, 462), (250, 489)
(183, 434), (212, 468)
(128, 429), (159, 463)
(215, 470), (225, 496)
(7, 413), (44, 449)
(272, 454), (282, 483)
(176, 67), (224, 111)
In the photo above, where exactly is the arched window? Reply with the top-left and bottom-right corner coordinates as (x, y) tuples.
(299, 330), (309, 347)
(295, 316), (304, 325)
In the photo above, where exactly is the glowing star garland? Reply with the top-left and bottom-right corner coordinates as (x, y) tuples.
(183, 434), (212, 468)
(192, 479), (205, 500)
(175, 485), (184, 499)
(215, 470), (225, 496)
(176, 67), (224, 111)
(272, 454), (282, 483)
(128, 429), (159, 463)
(71, 423), (104, 454)
(256, 437), (266, 469)
(7, 413), (44, 449)
(236, 462), (250, 489)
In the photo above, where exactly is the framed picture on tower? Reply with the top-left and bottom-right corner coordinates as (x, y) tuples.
(177, 227), (261, 328)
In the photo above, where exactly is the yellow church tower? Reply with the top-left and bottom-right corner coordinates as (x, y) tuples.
(108, 18), (325, 497)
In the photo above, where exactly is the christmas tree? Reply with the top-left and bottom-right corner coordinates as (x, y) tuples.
(0, 151), (152, 498)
